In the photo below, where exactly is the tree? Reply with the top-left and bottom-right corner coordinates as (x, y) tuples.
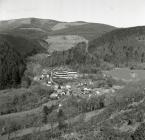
(42, 106), (49, 124)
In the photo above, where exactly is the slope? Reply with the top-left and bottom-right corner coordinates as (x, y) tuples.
(88, 26), (145, 66)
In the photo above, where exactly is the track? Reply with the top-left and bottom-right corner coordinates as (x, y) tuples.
(0, 109), (104, 140)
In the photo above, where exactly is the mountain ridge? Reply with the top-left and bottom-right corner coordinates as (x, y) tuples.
(0, 17), (116, 39)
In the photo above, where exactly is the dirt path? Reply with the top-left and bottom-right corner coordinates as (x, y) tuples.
(0, 109), (104, 140)
(0, 100), (58, 120)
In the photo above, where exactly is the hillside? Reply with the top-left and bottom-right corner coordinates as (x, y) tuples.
(0, 34), (46, 89)
(88, 26), (145, 67)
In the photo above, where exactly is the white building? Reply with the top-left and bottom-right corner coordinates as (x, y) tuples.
(53, 70), (78, 79)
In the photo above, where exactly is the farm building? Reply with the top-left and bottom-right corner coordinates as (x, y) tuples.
(52, 70), (78, 79)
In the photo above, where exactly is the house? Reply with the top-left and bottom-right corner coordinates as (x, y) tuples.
(47, 81), (52, 86)
(50, 93), (58, 99)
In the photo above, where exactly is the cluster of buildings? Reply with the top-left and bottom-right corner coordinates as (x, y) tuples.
(34, 67), (79, 86)
(33, 67), (124, 100)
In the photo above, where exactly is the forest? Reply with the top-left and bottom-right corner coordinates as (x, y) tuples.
(0, 34), (45, 89)
(88, 26), (145, 66)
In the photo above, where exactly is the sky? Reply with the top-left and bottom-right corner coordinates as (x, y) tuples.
(0, 0), (145, 27)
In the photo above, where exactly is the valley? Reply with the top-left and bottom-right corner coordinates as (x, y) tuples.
(0, 18), (145, 140)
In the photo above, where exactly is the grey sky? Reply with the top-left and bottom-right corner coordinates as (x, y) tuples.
(0, 0), (145, 27)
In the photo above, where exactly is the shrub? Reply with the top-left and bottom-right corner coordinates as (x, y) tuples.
(132, 123), (145, 140)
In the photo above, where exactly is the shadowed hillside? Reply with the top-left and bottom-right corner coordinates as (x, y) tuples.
(0, 38), (25, 89)
(0, 34), (46, 89)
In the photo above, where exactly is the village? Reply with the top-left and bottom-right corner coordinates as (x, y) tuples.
(33, 67), (124, 100)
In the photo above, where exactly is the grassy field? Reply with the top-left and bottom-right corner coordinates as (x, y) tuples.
(45, 35), (88, 52)
(104, 68), (145, 82)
